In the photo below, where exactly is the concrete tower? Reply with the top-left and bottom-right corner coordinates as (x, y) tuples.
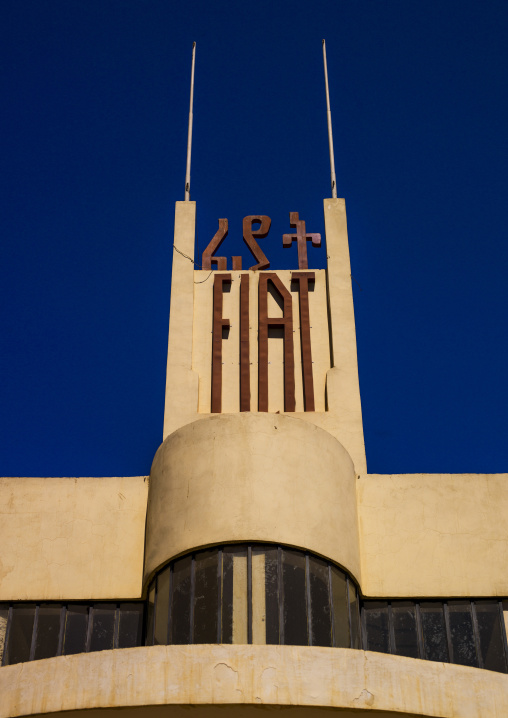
(1, 198), (508, 718)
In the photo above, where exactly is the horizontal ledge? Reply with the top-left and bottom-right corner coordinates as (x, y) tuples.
(2, 644), (508, 718)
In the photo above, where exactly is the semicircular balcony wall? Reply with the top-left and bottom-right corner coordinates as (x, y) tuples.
(145, 543), (361, 649)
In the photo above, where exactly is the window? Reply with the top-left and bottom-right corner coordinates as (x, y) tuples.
(362, 599), (508, 673)
(1, 602), (144, 666)
(145, 544), (360, 649)
(1, 547), (506, 676)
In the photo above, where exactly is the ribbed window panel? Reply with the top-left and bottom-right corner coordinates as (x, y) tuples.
(4, 605), (35, 665)
(118, 603), (144, 649)
(448, 601), (478, 668)
(194, 549), (219, 643)
(363, 601), (390, 654)
(281, 548), (308, 646)
(89, 604), (116, 653)
(154, 566), (171, 645)
(171, 555), (192, 644)
(308, 555), (332, 647)
(34, 604), (62, 660)
(63, 605), (89, 655)
(392, 602), (419, 659)
(330, 566), (349, 648)
(474, 601), (507, 673)
(420, 602), (449, 662)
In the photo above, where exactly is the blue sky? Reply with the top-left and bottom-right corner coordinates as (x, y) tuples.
(1, 0), (507, 477)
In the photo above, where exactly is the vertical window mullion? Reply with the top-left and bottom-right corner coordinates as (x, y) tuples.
(414, 602), (424, 660)
(305, 553), (312, 646)
(499, 600), (508, 668)
(328, 565), (335, 648)
(113, 605), (120, 650)
(167, 564), (173, 645)
(85, 606), (93, 653)
(443, 602), (454, 664)
(217, 549), (223, 643)
(247, 546), (252, 645)
(1, 606), (13, 666)
(360, 602), (368, 651)
(387, 603), (396, 654)
(278, 547), (284, 645)
(345, 578), (353, 649)
(56, 605), (66, 657)
(151, 576), (158, 646)
(470, 601), (483, 669)
(190, 555), (195, 643)
(29, 605), (39, 661)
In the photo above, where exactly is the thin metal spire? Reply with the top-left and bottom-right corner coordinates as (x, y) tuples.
(184, 42), (196, 201)
(322, 39), (337, 198)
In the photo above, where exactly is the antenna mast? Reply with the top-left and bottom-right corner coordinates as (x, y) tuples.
(322, 40), (337, 199)
(185, 42), (196, 201)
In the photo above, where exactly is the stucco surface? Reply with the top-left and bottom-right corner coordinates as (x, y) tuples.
(2, 644), (508, 718)
(359, 473), (508, 597)
(144, 412), (360, 585)
(322, 198), (366, 474)
(0, 476), (148, 600)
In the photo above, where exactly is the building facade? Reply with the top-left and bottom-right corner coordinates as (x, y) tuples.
(1, 198), (508, 717)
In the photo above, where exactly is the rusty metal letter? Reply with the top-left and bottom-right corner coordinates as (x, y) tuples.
(202, 218), (228, 270)
(292, 272), (315, 412)
(243, 216), (271, 270)
(258, 273), (295, 412)
(211, 273), (231, 413)
(240, 274), (250, 411)
(282, 212), (321, 269)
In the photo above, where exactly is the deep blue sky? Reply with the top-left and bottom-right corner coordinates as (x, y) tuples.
(1, 0), (507, 477)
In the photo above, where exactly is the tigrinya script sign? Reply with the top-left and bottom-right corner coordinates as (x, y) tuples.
(193, 213), (330, 415)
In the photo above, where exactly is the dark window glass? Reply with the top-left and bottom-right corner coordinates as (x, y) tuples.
(0, 605), (9, 665)
(171, 554), (192, 644)
(309, 556), (332, 647)
(145, 583), (155, 646)
(420, 602), (448, 662)
(194, 549), (219, 643)
(282, 549), (308, 646)
(4, 605), (35, 664)
(363, 601), (390, 654)
(118, 603), (144, 648)
(252, 547), (268, 645)
(89, 604), (116, 653)
(154, 566), (170, 645)
(475, 602), (507, 673)
(263, 547), (279, 645)
(348, 580), (361, 649)
(448, 601), (478, 667)
(392, 602), (419, 659)
(63, 605), (89, 655)
(222, 546), (248, 644)
(222, 549), (233, 643)
(330, 567), (349, 648)
(34, 605), (62, 660)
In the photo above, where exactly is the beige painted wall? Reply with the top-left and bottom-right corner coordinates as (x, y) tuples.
(2, 469), (508, 601)
(144, 412), (361, 586)
(0, 476), (148, 600)
(358, 473), (508, 597)
(2, 644), (508, 718)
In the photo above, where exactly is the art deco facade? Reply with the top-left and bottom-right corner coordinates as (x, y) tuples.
(1, 198), (508, 718)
